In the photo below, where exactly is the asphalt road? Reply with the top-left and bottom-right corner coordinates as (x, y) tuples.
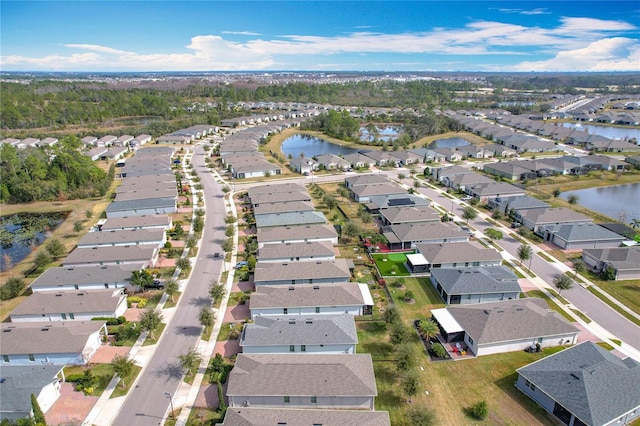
(114, 146), (226, 426)
(410, 179), (640, 352)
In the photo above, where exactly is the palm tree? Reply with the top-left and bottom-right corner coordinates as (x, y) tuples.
(553, 273), (574, 294)
(165, 280), (179, 303)
(418, 318), (439, 342)
(139, 309), (163, 340)
(517, 244), (533, 269)
(631, 219), (640, 230)
(178, 348), (202, 374)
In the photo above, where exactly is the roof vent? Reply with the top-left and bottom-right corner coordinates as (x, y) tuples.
(2, 330), (11, 333)
(55, 294), (62, 297)
(483, 310), (490, 315)
(0, 378), (5, 383)
(570, 373), (580, 380)
(313, 285), (320, 290)
(288, 286), (295, 291)
(41, 328), (50, 332)
(306, 319), (313, 324)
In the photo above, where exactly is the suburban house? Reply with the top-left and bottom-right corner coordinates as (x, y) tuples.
(0, 321), (107, 365)
(516, 341), (640, 426)
(538, 223), (625, 250)
(240, 314), (358, 354)
(29, 265), (137, 293)
(249, 283), (373, 318)
(114, 188), (177, 202)
(257, 241), (335, 263)
(483, 162), (538, 181)
(465, 181), (526, 200)
(314, 153), (350, 170)
(253, 259), (351, 286)
(247, 182), (306, 198)
(253, 200), (315, 216)
(105, 197), (177, 218)
(0, 365), (64, 422)
(349, 183), (406, 203)
(84, 147), (109, 161)
(360, 150), (397, 166)
(430, 266), (521, 305)
(226, 354), (378, 410)
(254, 211), (327, 229)
(431, 299), (579, 356)
(62, 245), (158, 268)
(582, 247), (640, 280)
(249, 191), (312, 208)
(430, 165), (475, 182)
(487, 195), (549, 216)
(289, 156), (319, 174)
(9, 289), (128, 322)
(230, 160), (282, 179)
(515, 208), (592, 234)
(220, 408), (390, 426)
(257, 224), (338, 248)
(407, 242), (503, 273)
(342, 153), (377, 169)
(378, 205), (440, 226)
(365, 194), (430, 214)
(98, 215), (172, 231)
(444, 173), (494, 191)
(344, 174), (390, 188)
(76, 229), (166, 249)
(383, 222), (470, 250)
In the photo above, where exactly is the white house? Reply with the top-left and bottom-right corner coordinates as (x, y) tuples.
(29, 265), (137, 293)
(0, 365), (64, 422)
(0, 321), (107, 366)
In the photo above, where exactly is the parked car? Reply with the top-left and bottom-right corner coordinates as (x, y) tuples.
(147, 279), (165, 289)
(511, 222), (522, 228)
(213, 252), (221, 259)
(234, 261), (249, 269)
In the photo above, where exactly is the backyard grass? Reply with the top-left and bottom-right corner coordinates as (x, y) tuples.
(186, 408), (223, 426)
(217, 322), (243, 341)
(371, 253), (411, 277)
(370, 340), (560, 425)
(110, 365), (143, 398)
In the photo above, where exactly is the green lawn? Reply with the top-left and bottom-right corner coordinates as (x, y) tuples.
(110, 365), (143, 398)
(217, 322), (243, 341)
(371, 253), (411, 277)
(143, 322), (167, 346)
(387, 277), (445, 324)
(64, 364), (114, 397)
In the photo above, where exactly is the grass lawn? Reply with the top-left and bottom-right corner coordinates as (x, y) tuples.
(64, 364), (115, 397)
(584, 270), (640, 317)
(110, 365), (143, 398)
(371, 253), (411, 277)
(357, 320), (559, 425)
(186, 408), (223, 425)
(164, 293), (181, 309)
(387, 277), (445, 324)
(587, 285), (640, 327)
(217, 322), (243, 341)
(143, 322), (167, 346)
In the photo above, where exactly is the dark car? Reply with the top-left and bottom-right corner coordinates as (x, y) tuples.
(147, 279), (165, 289)
(213, 252), (221, 259)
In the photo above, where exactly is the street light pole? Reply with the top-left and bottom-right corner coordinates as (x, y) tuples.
(164, 392), (175, 419)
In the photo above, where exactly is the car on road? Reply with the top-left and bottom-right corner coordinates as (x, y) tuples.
(213, 252), (221, 259)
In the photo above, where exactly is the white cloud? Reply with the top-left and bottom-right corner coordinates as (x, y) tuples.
(221, 31), (262, 36)
(1, 16), (637, 71)
(510, 37), (640, 71)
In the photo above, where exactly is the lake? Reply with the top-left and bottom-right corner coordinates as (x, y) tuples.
(0, 212), (66, 271)
(433, 137), (470, 149)
(561, 183), (640, 224)
(359, 126), (401, 142)
(281, 134), (360, 158)
(560, 123), (640, 141)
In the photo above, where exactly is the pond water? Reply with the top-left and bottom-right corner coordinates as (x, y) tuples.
(561, 183), (640, 224)
(359, 126), (401, 142)
(280, 134), (360, 158)
(432, 137), (470, 149)
(0, 212), (66, 271)
(560, 123), (640, 141)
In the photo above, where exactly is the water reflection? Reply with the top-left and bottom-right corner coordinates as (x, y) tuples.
(561, 182), (640, 223)
(359, 126), (401, 142)
(560, 123), (640, 141)
(432, 138), (470, 149)
(280, 134), (360, 158)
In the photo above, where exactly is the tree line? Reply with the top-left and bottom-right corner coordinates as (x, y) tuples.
(0, 136), (114, 203)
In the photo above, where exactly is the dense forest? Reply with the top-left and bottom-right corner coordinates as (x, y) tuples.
(0, 136), (114, 203)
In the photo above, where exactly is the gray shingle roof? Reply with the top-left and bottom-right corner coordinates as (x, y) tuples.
(254, 259), (350, 283)
(415, 242), (502, 264)
(366, 194), (430, 210)
(258, 224), (338, 244)
(29, 265), (137, 288)
(257, 240), (335, 261)
(344, 174), (390, 187)
(255, 211), (326, 229)
(77, 229), (165, 246)
(11, 289), (125, 317)
(0, 321), (105, 355)
(221, 408), (390, 426)
(517, 341), (640, 426)
(350, 183), (405, 197)
(380, 205), (439, 224)
(389, 222), (469, 242)
(100, 215), (171, 231)
(0, 365), (63, 415)
(106, 197), (175, 213)
(541, 223), (625, 243)
(447, 298), (579, 345)
(250, 283), (365, 310)
(583, 246), (640, 271)
(63, 246), (157, 265)
(430, 266), (520, 295)
(247, 182), (307, 197)
(227, 354), (377, 397)
(240, 314), (358, 347)
(519, 208), (591, 225)
(253, 200), (314, 215)
(249, 191), (311, 206)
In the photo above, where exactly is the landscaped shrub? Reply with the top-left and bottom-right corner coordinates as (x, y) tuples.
(470, 400), (489, 420)
(431, 342), (447, 359)
(126, 296), (147, 308)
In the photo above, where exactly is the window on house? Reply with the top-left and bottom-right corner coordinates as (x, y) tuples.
(69, 313), (75, 319)
(301, 345), (306, 352)
(311, 396), (317, 404)
(467, 336), (474, 346)
(284, 396), (290, 404)
(525, 379), (536, 391)
(315, 307), (320, 313)
(61, 313), (67, 320)
(289, 345), (295, 352)
(283, 308), (288, 314)
(28, 354), (35, 362)
(74, 285), (79, 290)
(2, 355), (9, 363)
(104, 283), (109, 289)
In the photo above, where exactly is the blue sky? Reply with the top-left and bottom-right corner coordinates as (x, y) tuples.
(1, 1), (638, 72)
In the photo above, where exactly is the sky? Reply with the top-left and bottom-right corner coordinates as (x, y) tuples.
(1, 1), (639, 73)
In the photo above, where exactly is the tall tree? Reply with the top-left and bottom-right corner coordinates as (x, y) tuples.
(461, 206), (477, 225)
(517, 244), (533, 269)
(401, 371), (420, 403)
(199, 306), (215, 328)
(567, 194), (579, 209)
(553, 274), (574, 294)
(209, 280), (226, 304)
(178, 348), (202, 374)
(165, 280), (179, 303)
(111, 354), (135, 389)
(139, 309), (163, 340)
